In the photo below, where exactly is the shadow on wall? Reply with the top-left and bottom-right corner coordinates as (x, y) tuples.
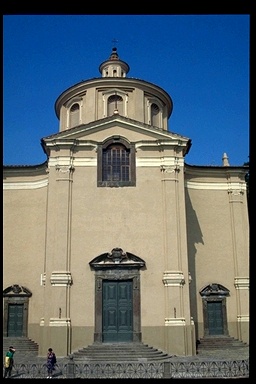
(184, 188), (204, 335)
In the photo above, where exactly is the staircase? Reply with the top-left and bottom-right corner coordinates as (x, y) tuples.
(3, 338), (172, 363)
(3, 337), (39, 362)
(70, 342), (173, 362)
(197, 336), (248, 352)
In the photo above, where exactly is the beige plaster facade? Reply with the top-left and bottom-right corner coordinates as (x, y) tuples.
(3, 48), (249, 357)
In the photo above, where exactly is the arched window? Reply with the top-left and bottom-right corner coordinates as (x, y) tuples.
(103, 144), (130, 182)
(97, 138), (136, 187)
(69, 103), (80, 128)
(151, 103), (160, 127)
(107, 95), (123, 116)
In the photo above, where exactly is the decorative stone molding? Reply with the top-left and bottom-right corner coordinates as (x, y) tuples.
(160, 165), (180, 174)
(200, 283), (229, 297)
(40, 273), (46, 286)
(55, 164), (74, 173)
(162, 271), (185, 286)
(107, 247), (128, 263)
(50, 271), (73, 286)
(164, 318), (186, 326)
(237, 315), (249, 322)
(89, 248), (145, 269)
(49, 318), (71, 327)
(227, 185), (245, 203)
(3, 284), (32, 297)
(234, 277), (249, 289)
(3, 179), (48, 190)
(227, 189), (244, 195)
(227, 183), (245, 195)
(185, 181), (247, 191)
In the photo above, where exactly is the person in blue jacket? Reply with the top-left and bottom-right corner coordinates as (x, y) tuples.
(46, 348), (57, 378)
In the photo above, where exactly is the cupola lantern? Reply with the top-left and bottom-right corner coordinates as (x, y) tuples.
(99, 47), (130, 78)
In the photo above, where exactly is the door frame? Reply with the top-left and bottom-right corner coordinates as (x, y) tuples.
(3, 284), (32, 337)
(90, 247), (145, 343)
(200, 283), (229, 337)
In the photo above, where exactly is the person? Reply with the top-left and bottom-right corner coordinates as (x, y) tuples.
(46, 348), (57, 378)
(196, 339), (201, 354)
(3, 346), (16, 378)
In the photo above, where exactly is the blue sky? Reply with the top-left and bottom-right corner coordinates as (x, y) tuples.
(3, 14), (250, 166)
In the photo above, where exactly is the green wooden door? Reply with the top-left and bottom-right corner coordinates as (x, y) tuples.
(208, 301), (224, 335)
(103, 280), (133, 342)
(8, 304), (23, 337)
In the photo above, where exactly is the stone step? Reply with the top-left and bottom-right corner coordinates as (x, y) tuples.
(79, 345), (161, 352)
(85, 343), (155, 348)
(72, 352), (169, 358)
(74, 350), (166, 355)
(3, 339), (172, 363)
(197, 336), (248, 350)
(71, 342), (172, 361)
(3, 337), (39, 359)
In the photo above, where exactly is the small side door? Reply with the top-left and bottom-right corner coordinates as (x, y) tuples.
(8, 303), (24, 337)
(207, 301), (224, 335)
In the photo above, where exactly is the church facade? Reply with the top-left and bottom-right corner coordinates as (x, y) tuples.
(3, 48), (249, 357)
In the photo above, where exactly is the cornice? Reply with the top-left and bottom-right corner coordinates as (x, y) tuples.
(42, 116), (189, 152)
(185, 181), (247, 191)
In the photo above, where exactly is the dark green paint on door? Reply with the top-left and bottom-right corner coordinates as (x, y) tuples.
(8, 304), (24, 337)
(103, 280), (133, 342)
(207, 301), (224, 335)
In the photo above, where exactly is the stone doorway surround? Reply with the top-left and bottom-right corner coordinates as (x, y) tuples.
(89, 247), (145, 343)
(200, 283), (229, 337)
(3, 284), (32, 337)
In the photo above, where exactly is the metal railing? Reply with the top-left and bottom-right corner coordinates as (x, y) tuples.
(3, 356), (249, 379)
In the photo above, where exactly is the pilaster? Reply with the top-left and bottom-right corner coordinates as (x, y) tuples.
(43, 149), (75, 355)
(227, 176), (249, 341)
(161, 159), (193, 353)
